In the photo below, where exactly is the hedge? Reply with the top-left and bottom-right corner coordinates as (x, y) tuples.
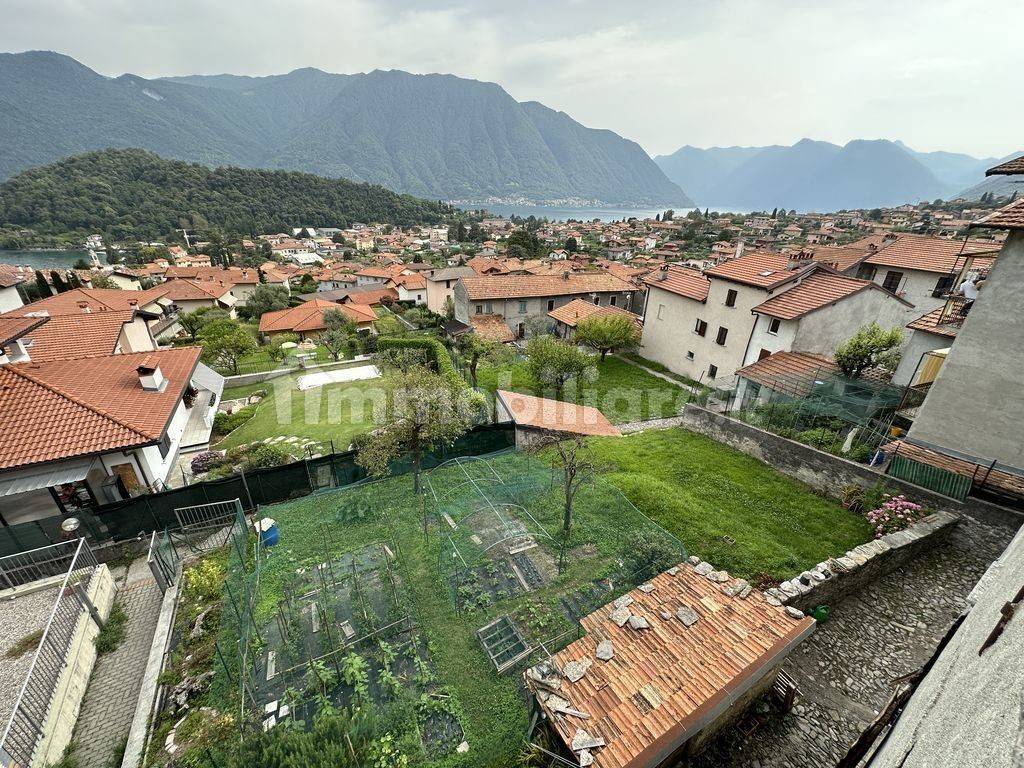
(376, 336), (486, 409)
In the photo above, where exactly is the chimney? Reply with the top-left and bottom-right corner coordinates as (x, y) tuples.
(77, 302), (91, 314)
(658, 264), (669, 281)
(136, 355), (167, 392)
(734, 241), (745, 260)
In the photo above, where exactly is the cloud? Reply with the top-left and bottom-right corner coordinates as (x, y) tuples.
(0, 0), (1021, 156)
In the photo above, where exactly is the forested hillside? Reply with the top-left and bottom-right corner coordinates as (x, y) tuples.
(0, 149), (449, 240)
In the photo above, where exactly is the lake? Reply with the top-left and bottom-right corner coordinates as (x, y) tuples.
(0, 249), (92, 269)
(469, 203), (697, 221)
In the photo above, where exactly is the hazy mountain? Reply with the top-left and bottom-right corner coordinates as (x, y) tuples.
(0, 51), (690, 206)
(0, 148), (447, 240)
(955, 151), (1024, 200)
(655, 138), (956, 211)
(894, 142), (1000, 190)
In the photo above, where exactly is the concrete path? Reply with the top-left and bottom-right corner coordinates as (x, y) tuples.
(692, 514), (1014, 768)
(613, 354), (700, 394)
(71, 559), (162, 768)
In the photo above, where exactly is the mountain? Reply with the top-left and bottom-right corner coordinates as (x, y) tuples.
(894, 142), (1000, 190)
(0, 51), (690, 206)
(0, 148), (448, 240)
(655, 138), (954, 211)
(955, 151), (1024, 200)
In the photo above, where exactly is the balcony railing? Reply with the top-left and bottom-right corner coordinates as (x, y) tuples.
(937, 295), (972, 327)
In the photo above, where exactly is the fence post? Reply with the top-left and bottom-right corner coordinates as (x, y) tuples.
(145, 497), (161, 530)
(239, 468), (255, 510)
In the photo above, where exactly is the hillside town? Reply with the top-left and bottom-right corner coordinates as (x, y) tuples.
(1, 90), (1024, 768)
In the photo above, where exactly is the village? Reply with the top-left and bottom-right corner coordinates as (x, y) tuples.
(0, 158), (1021, 768)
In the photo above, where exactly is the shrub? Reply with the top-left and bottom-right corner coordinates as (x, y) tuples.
(795, 427), (840, 450)
(247, 444), (293, 469)
(865, 494), (925, 538)
(212, 405), (257, 438)
(94, 602), (128, 654)
(190, 450), (226, 474)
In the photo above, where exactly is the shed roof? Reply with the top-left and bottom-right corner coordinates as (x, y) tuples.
(548, 299), (641, 329)
(496, 390), (621, 437)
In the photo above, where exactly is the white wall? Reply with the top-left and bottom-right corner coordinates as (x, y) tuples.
(0, 285), (24, 313)
(137, 399), (190, 488)
(869, 267), (945, 312)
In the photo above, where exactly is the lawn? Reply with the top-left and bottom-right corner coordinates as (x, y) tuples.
(217, 364), (391, 451)
(475, 354), (689, 423)
(207, 426), (870, 767)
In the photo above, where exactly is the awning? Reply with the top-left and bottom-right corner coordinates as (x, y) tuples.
(0, 458), (97, 497)
(191, 361), (225, 401)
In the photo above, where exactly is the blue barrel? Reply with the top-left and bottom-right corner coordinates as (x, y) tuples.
(256, 518), (280, 547)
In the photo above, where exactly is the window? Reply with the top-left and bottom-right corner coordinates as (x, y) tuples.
(708, 364), (718, 379)
(519, 301), (527, 313)
(856, 264), (877, 281)
(609, 295), (617, 306)
(694, 319), (708, 337)
(686, 350), (695, 360)
(932, 275), (955, 297)
(758, 348), (772, 361)
(445, 280), (451, 289)
(547, 299), (555, 311)
(715, 326), (729, 346)
(158, 431), (172, 458)
(656, 304), (665, 320)
(725, 288), (738, 307)
(768, 317), (781, 335)
(882, 270), (904, 292)
(593, 296), (601, 305)
(485, 301), (493, 314)
(475, 305), (482, 315)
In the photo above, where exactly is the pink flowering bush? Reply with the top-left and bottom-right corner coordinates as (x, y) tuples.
(865, 494), (925, 538)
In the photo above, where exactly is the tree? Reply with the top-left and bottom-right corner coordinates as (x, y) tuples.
(242, 284), (290, 320)
(573, 314), (640, 361)
(565, 236), (578, 254)
(834, 322), (903, 378)
(179, 306), (228, 342)
(49, 270), (69, 293)
(199, 319), (258, 374)
(525, 335), (594, 398)
(506, 228), (541, 259)
(441, 296), (455, 320)
(454, 221), (468, 242)
(458, 332), (507, 388)
(88, 272), (119, 289)
(354, 367), (473, 493)
(320, 309), (357, 361)
(34, 269), (51, 298)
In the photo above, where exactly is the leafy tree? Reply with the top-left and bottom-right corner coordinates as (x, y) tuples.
(441, 296), (455, 320)
(179, 307), (228, 342)
(354, 366), (473, 494)
(241, 284), (290, 320)
(454, 221), (467, 242)
(525, 335), (594, 398)
(323, 308), (356, 333)
(505, 228), (542, 259)
(564, 236), (578, 253)
(457, 332), (507, 388)
(834, 322), (903, 378)
(199, 319), (258, 374)
(573, 314), (640, 361)
(535, 435), (595, 542)
(320, 310), (357, 361)
(73, 258), (91, 270)
(88, 272), (119, 289)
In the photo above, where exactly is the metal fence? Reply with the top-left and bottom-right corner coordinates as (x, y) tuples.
(0, 539), (103, 768)
(888, 454), (973, 502)
(147, 530), (180, 595)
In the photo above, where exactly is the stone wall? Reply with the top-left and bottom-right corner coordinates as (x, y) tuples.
(766, 511), (958, 614)
(674, 405), (1022, 528)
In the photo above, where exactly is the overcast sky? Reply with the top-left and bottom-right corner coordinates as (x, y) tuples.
(2, 0), (1021, 158)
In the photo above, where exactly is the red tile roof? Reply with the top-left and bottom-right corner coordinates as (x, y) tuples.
(548, 298), (641, 329)
(0, 347), (201, 470)
(462, 274), (633, 301)
(21, 311), (141, 361)
(642, 265), (710, 302)
(0, 316), (46, 346)
(159, 279), (233, 302)
(705, 251), (797, 288)
(258, 299), (375, 334)
(863, 234), (999, 274)
(497, 390), (622, 436)
(736, 351), (838, 395)
(3, 287), (168, 317)
(752, 271), (897, 320)
(527, 562), (813, 768)
(985, 155), (1024, 176)
(906, 308), (959, 339)
(164, 266), (259, 283)
(971, 197), (1024, 231)
(0, 264), (30, 289)
(469, 314), (516, 343)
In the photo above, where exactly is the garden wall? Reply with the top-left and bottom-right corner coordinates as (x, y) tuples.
(675, 405), (1022, 528)
(767, 511), (958, 614)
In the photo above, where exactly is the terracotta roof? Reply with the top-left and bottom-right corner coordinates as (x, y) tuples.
(0, 264), (29, 289)
(0, 316), (47, 347)
(985, 155), (1024, 176)
(906, 308), (959, 339)
(971, 197), (1024, 231)
(160, 279), (233, 302)
(258, 299), (375, 334)
(469, 314), (515, 343)
(462, 274), (633, 301)
(21, 311), (141, 361)
(427, 266), (476, 282)
(704, 251), (798, 288)
(736, 351), (838, 395)
(391, 273), (426, 290)
(863, 234), (999, 274)
(882, 440), (1024, 499)
(355, 267), (392, 278)
(496, 390), (622, 436)
(0, 347), (201, 470)
(527, 562), (813, 768)
(4, 286), (168, 317)
(466, 256), (509, 275)
(789, 244), (874, 272)
(164, 266), (259, 284)
(548, 299), (641, 329)
(752, 271), (893, 320)
(642, 265), (710, 302)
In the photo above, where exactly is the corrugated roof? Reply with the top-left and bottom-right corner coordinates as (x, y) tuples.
(642, 265), (710, 302)
(462, 274), (633, 301)
(497, 390), (622, 436)
(527, 563), (813, 768)
(752, 271), (884, 320)
(548, 299), (641, 329)
(971, 197), (1024, 231)
(863, 234), (999, 274)
(0, 347), (201, 470)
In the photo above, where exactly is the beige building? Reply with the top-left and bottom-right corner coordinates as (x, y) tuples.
(425, 266), (476, 314)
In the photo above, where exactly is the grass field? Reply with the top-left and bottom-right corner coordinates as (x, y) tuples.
(475, 354), (689, 423)
(218, 365), (392, 450)
(212, 427), (869, 767)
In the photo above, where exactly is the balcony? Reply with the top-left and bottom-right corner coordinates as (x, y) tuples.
(936, 295), (972, 327)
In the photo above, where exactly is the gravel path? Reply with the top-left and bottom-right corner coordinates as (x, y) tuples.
(0, 585), (61, 728)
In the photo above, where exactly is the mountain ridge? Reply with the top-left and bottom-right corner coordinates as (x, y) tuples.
(0, 51), (691, 206)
